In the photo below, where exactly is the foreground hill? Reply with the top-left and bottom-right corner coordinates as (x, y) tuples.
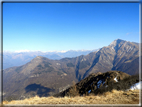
(3, 71), (141, 105)
(3, 39), (140, 101)
(54, 71), (140, 97)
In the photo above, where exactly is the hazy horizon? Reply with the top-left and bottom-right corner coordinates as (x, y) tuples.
(3, 38), (139, 53)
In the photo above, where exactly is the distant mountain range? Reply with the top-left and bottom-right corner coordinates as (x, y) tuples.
(3, 50), (96, 69)
(3, 39), (140, 101)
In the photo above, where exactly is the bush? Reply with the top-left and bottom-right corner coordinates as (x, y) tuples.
(66, 81), (80, 97)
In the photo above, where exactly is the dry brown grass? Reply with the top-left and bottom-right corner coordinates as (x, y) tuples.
(2, 89), (140, 105)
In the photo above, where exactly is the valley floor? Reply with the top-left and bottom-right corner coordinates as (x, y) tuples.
(2, 89), (140, 105)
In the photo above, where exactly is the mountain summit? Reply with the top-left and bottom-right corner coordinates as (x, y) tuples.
(109, 39), (125, 46)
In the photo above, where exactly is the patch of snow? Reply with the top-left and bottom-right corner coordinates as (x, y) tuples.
(111, 47), (114, 50)
(119, 52), (123, 57)
(88, 90), (91, 93)
(123, 42), (127, 47)
(0, 91), (5, 96)
(30, 74), (39, 78)
(96, 79), (106, 89)
(129, 81), (142, 90)
(61, 73), (67, 76)
(114, 77), (118, 82)
(127, 47), (132, 52)
(97, 80), (103, 88)
(81, 58), (86, 62)
(126, 46), (129, 50)
(56, 63), (61, 65)
(47, 50), (67, 53)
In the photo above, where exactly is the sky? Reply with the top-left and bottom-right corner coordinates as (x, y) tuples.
(3, 3), (139, 52)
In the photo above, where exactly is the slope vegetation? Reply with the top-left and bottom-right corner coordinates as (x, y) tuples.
(3, 89), (140, 104)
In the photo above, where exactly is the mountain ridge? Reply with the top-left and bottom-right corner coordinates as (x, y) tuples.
(3, 39), (140, 101)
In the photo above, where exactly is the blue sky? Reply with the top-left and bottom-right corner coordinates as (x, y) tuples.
(3, 3), (139, 52)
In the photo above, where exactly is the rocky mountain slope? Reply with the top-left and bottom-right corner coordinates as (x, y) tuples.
(54, 71), (140, 97)
(3, 39), (140, 101)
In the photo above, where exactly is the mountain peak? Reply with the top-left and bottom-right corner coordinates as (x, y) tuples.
(36, 56), (43, 59)
(115, 39), (126, 43)
(115, 38), (125, 41)
(109, 39), (126, 47)
(31, 56), (49, 62)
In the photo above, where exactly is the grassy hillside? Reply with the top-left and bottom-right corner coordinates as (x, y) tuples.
(2, 89), (140, 105)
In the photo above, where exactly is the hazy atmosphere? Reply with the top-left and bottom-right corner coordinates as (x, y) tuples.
(3, 3), (139, 52)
